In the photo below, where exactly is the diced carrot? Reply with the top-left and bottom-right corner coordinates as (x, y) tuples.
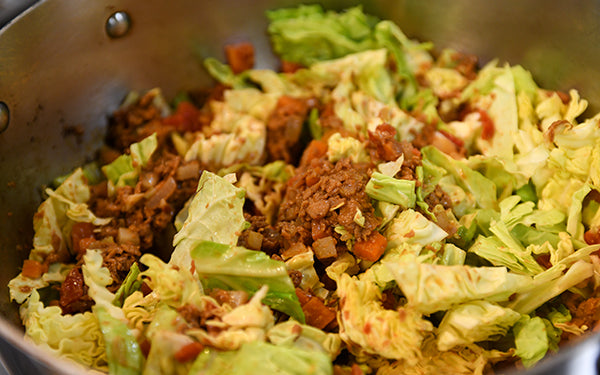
(281, 60), (304, 74)
(173, 342), (204, 363)
(299, 139), (328, 167)
(225, 42), (255, 74)
(295, 288), (312, 305)
(21, 259), (47, 279)
(352, 231), (387, 262)
(301, 297), (336, 330)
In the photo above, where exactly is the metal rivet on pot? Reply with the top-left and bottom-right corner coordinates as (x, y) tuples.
(105, 11), (131, 39)
(0, 102), (9, 133)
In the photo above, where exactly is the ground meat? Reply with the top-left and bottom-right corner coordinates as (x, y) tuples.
(266, 96), (313, 164)
(570, 297), (600, 332)
(288, 270), (303, 288)
(209, 289), (249, 308)
(448, 51), (479, 81)
(409, 122), (437, 150)
(106, 91), (168, 152)
(92, 151), (198, 251)
(318, 101), (345, 133)
(367, 124), (423, 181)
(424, 185), (453, 210)
(277, 157), (380, 252)
(57, 145), (200, 315)
(368, 123), (403, 162)
(177, 303), (218, 330)
(101, 243), (142, 291)
(237, 214), (282, 255)
(58, 240), (140, 314)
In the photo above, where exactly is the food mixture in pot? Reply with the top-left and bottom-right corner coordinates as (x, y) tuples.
(8, 5), (600, 374)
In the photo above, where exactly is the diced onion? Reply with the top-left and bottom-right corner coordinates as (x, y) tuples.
(140, 172), (159, 190)
(281, 242), (308, 260)
(117, 227), (140, 246)
(246, 230), (263, 251)
(312, 236), (337, 260)
(175, 161), (200, 181)
(145, 176), (177, 209)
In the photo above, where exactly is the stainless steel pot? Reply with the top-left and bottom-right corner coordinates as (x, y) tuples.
(1, 1), (600, 373)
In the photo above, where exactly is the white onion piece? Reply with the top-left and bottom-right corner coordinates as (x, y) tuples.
(140, 172), (159, 190)
(246, 231), (263, 251)
(145, 176), (177, 209)
(117, 227), (140, 246)
(312, 236), (337, 260)
(175, 161), (200, 181)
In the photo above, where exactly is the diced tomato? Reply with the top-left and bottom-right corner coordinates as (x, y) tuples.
(438, 129), (465, 148)
(478, 110), (495, 140)
(71, 222), (95, 255)
(174, 342), (205, 363)
(585, 229), (600, 245)
(139, 339), (151, 358)
(352, 231), (387, 262)
(162, 101), (203, 132)
(59, 267), (86, 307)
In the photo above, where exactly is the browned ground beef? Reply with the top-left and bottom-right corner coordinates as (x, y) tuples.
(55, 95), (203, 315)
(107, 92), (169, 152)
(424, 185), (453, 210)
(277, 157), (381, 251)
(237, 214), (282, 255)
(318, 101), (345, 133)
(58, 240), (141, 314)
(562, 293), (600, 337)
(92, 151), (199, 251)
(410, 122), (437, 149)
(367, 123), (423, 181)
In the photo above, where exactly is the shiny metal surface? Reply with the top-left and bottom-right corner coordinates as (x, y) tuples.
(0, 0), (37, 27)
(1, 0), (600, 373)
(0, 102), (8, 133)
(105, 10), (132, 39)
